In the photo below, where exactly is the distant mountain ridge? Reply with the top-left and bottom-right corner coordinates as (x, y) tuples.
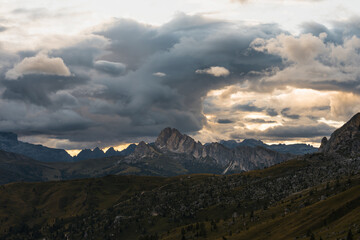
(129, 127), (292, 173)
(0, 113), (360, 185)
(0, 130), (316, 163)
(0, 131), (137, 163)
(220, 139), (318, 155)
(0, 132), (72, 162)
(73, 144), (136, 161)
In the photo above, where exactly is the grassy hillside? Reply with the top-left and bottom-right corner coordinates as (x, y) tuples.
(0, 153), (359, 239)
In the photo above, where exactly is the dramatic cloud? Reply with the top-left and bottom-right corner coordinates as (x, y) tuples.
(281, 108), (300, 120)
(1, 11), (360, 149)
(250, 32), (360, 95)
(246, 118), (276, 124)
(230, 123), (335, 140)
(232, 103), (264, 112)
(5, 52), (71, 80)
(266, 108), (278, 117)
(0, 14), (285, 148)
(217, 119), (234, 124)
(94, 60), (126, 76)
(196, 66), (230, 77)
(1, 74), (88, 106)
(153, 72), (167, 77)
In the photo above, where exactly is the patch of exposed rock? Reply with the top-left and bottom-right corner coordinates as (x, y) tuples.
(319, 113), (360, 157)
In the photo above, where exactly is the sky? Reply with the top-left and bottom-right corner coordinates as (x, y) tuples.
(1, 0), (360, 154)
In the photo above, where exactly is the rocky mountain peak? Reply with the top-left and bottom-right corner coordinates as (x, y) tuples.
(155, 127), (184, 147)
(319, 113), (360, 157)
(155, 127), (202, 155)
(93, 147), (104, 154)
(130, 141), (159, 159)
(106, 147), (116, 155)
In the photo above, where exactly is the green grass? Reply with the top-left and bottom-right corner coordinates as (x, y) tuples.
(0, 157), (359, 240)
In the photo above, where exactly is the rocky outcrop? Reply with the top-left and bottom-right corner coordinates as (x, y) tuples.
(319, 112), (360, 157)
(155, 127), (203, 157)
(152, 127), (292, 171)
(0, 132), (73, 162)
(128, 141), (160, 161)
(108, 144), (136, 156)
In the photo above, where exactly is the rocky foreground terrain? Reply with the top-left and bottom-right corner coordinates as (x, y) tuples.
(0, 113), (359, 239)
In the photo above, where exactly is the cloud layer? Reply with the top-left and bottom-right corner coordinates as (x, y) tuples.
(0, 13), (359, 149)
(6, 52), (71, 80)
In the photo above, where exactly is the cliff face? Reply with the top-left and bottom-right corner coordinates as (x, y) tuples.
(150, 127), (292, 171)
(155, 127), (203, 156)
(319, 113), (360, 157)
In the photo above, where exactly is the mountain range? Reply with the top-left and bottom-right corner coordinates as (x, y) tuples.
(0, 127), (295, 184)
(220, 139), (317, 155)
(0, 113), (360, 239)
(73, 144), (137, 161)
(0, 130), (316, 164)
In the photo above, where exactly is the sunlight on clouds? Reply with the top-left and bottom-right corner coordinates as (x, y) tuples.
(200, 86), (356, 144)
(6, 52), (71, 79)
(317, 118), (345, 129)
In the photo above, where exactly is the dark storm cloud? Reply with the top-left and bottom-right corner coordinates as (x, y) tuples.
(217, 119), (234, 124)
(281, 108), (300, 120)
(0, 100), (92, 136)
(232, 103), (264, 112)
(0, 14), (288, 148)
(312, 105), (330, 111)
(266, 108), (278, 117)
(68, 15), (284, 144)
(94, 60), (126, 76)
(246, 119), (276, 124)
(302, 17), (360, 44)
(257, 123), (335, 138)
(50, 36), (107, 68)
(230, 123), (335, 140)
(94, 18), (179, 70)
(1, 74), (88, 107)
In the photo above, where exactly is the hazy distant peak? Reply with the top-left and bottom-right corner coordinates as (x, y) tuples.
(0, 132), (18, 142)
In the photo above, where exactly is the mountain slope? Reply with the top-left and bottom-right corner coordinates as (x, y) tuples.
(0, 150), (63, 184)
(1, 114), (360, 239)
(319, 112), (360, 157)
(0, 132), (72, 162)
(0, 153), (359, 240)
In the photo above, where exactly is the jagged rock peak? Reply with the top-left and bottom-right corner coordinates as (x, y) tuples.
(106, 147), (116, 154)
(93, 147), (104, 153)
(155, 127), (202, 154)
(155, 127), (184, 147)
(319, 112), (360, 157)
(131, 141), (158, 159)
